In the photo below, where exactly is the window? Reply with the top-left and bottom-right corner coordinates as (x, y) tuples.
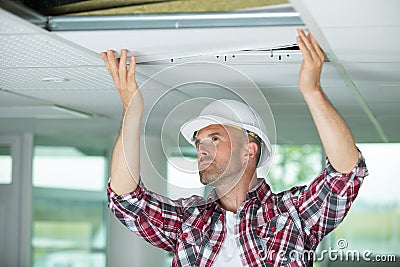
(0, 146), (12, 184)
(33, 146), (106, 191)
(31, 146), (108, 267)
(332, 143), (400, 256)
(167, 156), (206, 199)
(167, 144), (323, 198)
(260, 144), (323, 192)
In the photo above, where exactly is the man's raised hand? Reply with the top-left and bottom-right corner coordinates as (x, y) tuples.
(296, 29), (325, 96)
(101, 49), (143, 113)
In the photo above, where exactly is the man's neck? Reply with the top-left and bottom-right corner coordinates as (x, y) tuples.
(216, 171), (258, 213)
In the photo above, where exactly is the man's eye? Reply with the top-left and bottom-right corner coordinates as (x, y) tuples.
(211, 136), (219, 142)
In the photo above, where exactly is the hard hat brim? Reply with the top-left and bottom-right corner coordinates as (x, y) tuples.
(180, 115), (272, 167)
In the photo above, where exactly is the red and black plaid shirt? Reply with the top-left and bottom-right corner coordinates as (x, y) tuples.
(107, 152), (368, 267)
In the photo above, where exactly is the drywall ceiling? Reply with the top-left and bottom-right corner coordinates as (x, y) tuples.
(0, 0), (399, 153)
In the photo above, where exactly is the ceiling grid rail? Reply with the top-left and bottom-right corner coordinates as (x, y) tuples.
(290, 0), (389, 143)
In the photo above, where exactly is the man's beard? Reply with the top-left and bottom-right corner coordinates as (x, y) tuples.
(198, 160), (243, 187)
(199, 161), (225, 185)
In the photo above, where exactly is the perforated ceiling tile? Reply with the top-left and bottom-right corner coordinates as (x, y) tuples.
(65, 105), (123, 118)
(0, 8), (42, 34)
(15, 88), (118, 105)
(0, 67), (114, 90)
(0, 105), (89, 119)
(0, 34), (103, 68)
(0, 90), (46, 106)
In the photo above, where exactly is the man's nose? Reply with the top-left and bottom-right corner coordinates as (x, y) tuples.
(197, 140), (215, 156)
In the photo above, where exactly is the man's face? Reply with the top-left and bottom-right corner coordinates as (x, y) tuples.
(194, 124), (248, 185)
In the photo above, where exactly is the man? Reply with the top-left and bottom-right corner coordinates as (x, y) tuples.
(101, 29), (368, 266)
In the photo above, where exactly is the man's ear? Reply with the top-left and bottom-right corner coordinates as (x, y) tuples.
(243, 142), (258, 163)
(248, 141), (258, 160)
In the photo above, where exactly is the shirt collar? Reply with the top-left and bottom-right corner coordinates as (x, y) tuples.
(245, 178), (272, 202)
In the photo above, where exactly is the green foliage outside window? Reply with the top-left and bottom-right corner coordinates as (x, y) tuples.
(267, 144), (323, 192)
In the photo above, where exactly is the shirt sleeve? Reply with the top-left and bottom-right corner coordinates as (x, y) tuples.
(107, 178), (183, 253)
(295, 149), (368, 246)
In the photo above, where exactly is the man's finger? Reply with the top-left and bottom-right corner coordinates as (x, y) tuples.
(297, 29), (318, 61)
(101, 52), (113, 75)
(106, 50), (118, 76)
(308, 33), (325, 62)
(297, 35), (312, 62)
(119, 49), (127, 76)
(105, 50), (122, 90)
(127, 56), (136, 84)
(118, 49), (127, 89)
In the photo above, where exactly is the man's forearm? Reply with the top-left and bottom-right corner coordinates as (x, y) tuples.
(110, 108), (142, 195)
(303, 87), (359, 173)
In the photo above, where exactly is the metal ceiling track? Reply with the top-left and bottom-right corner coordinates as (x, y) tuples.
(47, 12), (303, 31)
(0, 0), (303, 31)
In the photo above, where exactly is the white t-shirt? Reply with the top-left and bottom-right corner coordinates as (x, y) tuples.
(213, 211), (243, 266)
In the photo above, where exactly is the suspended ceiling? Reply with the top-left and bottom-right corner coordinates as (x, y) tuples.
(0, 0), (399, 153)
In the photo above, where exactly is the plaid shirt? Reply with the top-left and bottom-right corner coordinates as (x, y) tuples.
(107, 152), (368, 267)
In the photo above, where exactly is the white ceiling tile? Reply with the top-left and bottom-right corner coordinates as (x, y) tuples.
(0, 90), (45, 106)
(299, 0), (400, 27)
(270, 103), (309, 116)
(138, 62), (346, 90)
(378, 117), (400, 142)
(273, 116), (318, 144)
(175, 84), (242, 101)
(259, 86), (303, 104)
(322, 26), (400, 63)
(358, 85), (400, 103)
(343, 63), (400, 86)
(334, 104), (368, 117)
(234, 63), (345, 88)
(345, 117), (385, 143)
(56, 26), (299, 63)
(369, 103), (400, 116)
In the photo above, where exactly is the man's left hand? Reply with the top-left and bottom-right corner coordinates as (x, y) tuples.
(296, 29), (325, 96)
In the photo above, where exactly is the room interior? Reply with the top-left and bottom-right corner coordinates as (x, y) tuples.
(0, 0), (399, 266)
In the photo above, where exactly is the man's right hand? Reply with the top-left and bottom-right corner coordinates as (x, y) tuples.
(101, 49), (143, 113)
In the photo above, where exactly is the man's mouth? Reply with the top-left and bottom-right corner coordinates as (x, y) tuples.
(198, 158), (213, 170)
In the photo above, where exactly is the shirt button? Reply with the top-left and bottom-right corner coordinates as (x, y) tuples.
(270, 226), (277, 232)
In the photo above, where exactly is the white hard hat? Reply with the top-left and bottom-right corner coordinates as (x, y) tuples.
(180, 99), (272, 167)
